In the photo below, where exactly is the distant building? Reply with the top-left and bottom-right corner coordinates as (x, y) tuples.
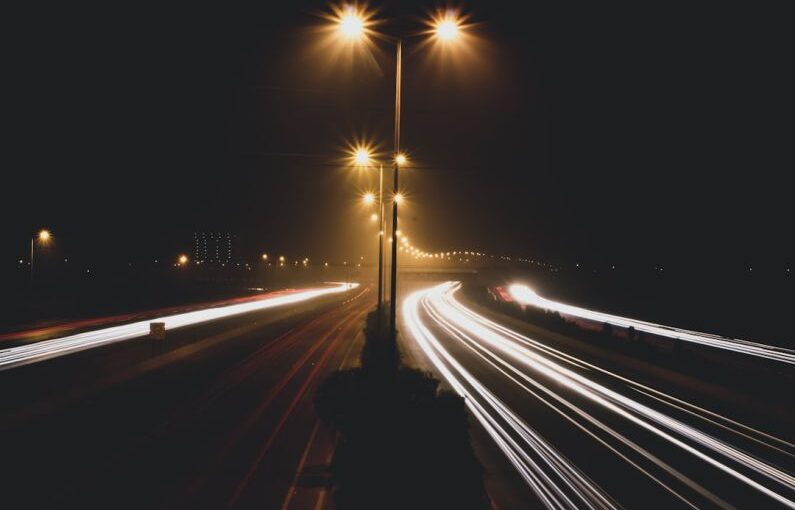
(193, 232), (235, 265)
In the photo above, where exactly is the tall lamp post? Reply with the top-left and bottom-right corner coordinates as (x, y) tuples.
(377, 163), (385, 309)
(353, 147), (386, 309)
(331, 5), (466, 338)
(31, 229), (52, 281)
(388, 41), (402, 339)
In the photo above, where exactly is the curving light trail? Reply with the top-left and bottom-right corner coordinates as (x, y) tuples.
(0, 283), (358, 371)
(508, 284), (795, 365)
(404, 282), (795, 509)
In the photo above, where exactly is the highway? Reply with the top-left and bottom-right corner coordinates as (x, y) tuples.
(507, 283), (795, 365)
(0, 283), (371, 509)
(0, 282), (358, 370)
(402, 281), (795, 509)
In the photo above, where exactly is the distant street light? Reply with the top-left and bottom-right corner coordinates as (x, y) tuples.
(178, 254), (189, 266)
(349, 144), (386, 310)
(395, 153), (408, 166)
(262, 253), (269, 261)
(30, 229), (52, 281)
(354, 147), (372, 166)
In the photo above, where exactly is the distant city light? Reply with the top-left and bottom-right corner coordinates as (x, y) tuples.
(178, 254), (189, 265)
(370, 213), (378, 222)
(262, 253), (268, 261)
(38, 230), (51, 242)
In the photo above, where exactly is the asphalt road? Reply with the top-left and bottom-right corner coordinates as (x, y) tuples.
(1, 285), (373, 509)
(399, 280), (795, 510)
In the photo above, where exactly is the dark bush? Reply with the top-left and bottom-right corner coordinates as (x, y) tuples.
(315, 309), (490, 510)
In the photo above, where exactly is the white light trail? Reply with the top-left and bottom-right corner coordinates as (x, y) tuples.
(404, 287), (621, 510)
(508, 284), (795, 365)
(0, 283), (358, 371)
(404, 282), (795, 509)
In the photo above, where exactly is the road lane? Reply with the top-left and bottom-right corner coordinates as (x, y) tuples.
(402, 282), (795, 509)
(0, 282), (358, 371)
(1, 284), (371, 509)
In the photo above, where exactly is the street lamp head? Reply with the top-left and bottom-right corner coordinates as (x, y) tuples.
(262, 253), (268, 261)
(431, 9), (465, 43)
(337, 6), (366, 41)
(395, 153), (407, 166)
(362, 192), (376, 205)
(353, 147), (371, 166)
(38, 230), (51, 242)
(394, 192), (405, 204)
(178, 254), (188, 265)
(435, 18), (460, 42)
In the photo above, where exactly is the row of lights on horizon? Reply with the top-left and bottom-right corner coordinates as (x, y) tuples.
(19, 231), (795, 277)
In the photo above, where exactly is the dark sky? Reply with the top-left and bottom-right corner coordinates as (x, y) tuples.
(4, 1), (793, 269)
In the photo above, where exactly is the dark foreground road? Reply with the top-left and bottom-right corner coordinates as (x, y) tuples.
(400, 281), (795, 510)
(1, 285), (372, 509)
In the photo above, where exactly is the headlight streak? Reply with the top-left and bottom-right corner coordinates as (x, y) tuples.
(420, 290), (715, 509)
(508, 284), (795, 365)
(404, 288), (622, 510)
(451, 291), (795, 456)
(0, 283), (358, 371)
(404, 282), (795, 509)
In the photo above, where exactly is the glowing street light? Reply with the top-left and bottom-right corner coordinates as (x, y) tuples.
(261, 253), (269, 261)
(352, 146), (372, 166)
(325, 4), (472, 339)
(30, 229), (53, 281)
(178, 254), (189, 266)
(434, 16), (460, 42)
(394, 192), (405, 204)
(337, 7), (366, 41)
(348, 142), (386, 309)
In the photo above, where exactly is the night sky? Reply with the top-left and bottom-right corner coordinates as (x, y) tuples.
(4, 1), (793, 270)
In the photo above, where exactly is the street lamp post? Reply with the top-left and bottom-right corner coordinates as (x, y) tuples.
(377, 163), (385, 309)
(331, 6), (466, 339)
(353, 147), (386, 310)
(389, 40), (402, 339)
(30, 229), (51, 281)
